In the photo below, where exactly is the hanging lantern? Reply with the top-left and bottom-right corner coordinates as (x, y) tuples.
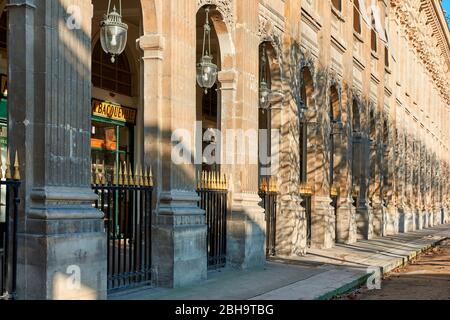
(197, 7), (218, 94)
(259, 44), (272, 110)
(100, 0), (128, 63)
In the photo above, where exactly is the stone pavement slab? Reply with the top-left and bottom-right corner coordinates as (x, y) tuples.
(110, 225), (450, 300)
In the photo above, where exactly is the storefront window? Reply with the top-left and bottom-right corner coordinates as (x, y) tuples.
(91, 100), (136, 184)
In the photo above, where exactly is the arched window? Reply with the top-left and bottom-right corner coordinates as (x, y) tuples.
(371, 29), (377, 52)
(371, 11), (378, 52)
(384, 30), (390, 68)
(300, 67), (313, 184)
(385, 47), (390, 68)
(92, 41), (132, 96)
(332, 0), (342, 12)
(352, 100), (360, 132)
(353, 0), (362, 34)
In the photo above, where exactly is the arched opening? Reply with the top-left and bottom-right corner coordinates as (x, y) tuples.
(300, 66), (314, 247)
(329, 86), (340, 242)
(196, 5), (229, 271)
(353, 0), (362, 35)
(332, 0), (342, 12)
(329, 86), (340, 188)
(258, 41), (279, 257)
(351, 99), (361, 209)
(91, 0), (143, 182)
(196, 6), (221, 173)
(368, 108), (376, 205)
(91, 0), (147, 293)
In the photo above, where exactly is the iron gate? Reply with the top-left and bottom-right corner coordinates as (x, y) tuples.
(92, 164), (153, 293)
(331, 195), (338, 241)
(259, 177), (278, 257)
(198, 171), (228, 270)
(299, 184), (313, 248)
(1, 152), (21, 300)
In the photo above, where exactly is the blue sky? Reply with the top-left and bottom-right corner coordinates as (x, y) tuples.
(443, 0), (450, 25)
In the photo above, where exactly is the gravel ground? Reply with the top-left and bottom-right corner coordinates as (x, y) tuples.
(336, 239), (450, 300)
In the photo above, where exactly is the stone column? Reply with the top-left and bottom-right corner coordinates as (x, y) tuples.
(276, 30), (306, 256)
(8, 0), (106, 299)
(355, 101), (373, 240)
(306, 69), (334, 250)
(424, 150), (432, 228)
(384, 125), (398, 235)
(140, 1), (207, 288)
(335, 88), (357, 244)
(396, 130), (406, 233)
(225, 0), (266, 269)
(371, 111), (385, 237)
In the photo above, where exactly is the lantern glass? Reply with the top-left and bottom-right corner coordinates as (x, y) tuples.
(101, 24), (127, 55)
(100, 4), (128, 63)
(259, 80), (271, 110)
(197, 55), (218, 94)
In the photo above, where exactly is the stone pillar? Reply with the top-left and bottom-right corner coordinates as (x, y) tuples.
(396, 131), (407, 233)
(276, 34), (306, 256)
(424, 150), (432, 228)
(370, 111), (385, 237)
(140, 1), (207, 287)
(384, 134), (397, 235)
(8, 0), (106, 299)
(335, 88), (357, 244)
(225, 0), (266, 269)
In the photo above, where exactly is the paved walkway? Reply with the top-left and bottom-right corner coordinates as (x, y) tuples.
(109, 224), (450, 300)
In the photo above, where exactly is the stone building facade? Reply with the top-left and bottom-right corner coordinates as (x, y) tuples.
(0, 0), (449, 299)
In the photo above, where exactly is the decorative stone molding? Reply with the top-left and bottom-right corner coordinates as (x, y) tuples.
(197, 0), (234, 31)
(390, 0), (450, 103)
(258, 16), (283, 66)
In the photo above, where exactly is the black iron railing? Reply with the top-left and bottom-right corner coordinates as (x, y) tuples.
(331, 194), (338, 241)
(259, 177), (278, 257)
(92, 164), (153, 293)
(1, 152), (21, 300)
(198, 172), (228, 270)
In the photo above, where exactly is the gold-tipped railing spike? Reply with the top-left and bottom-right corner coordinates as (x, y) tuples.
(148, 166), (154, 187)
(113, 162), (118, 185)
(214, 171), (218, 189)
(94, 163), (101, 185)
(14, 150), (20, 181)
(138, 165), (144, 187)
(219, 173), (224, 190)
(101, 160), (107, 185)
(5, 149), (11, 180)
(123, 162), (128, 186)
(134, 165), (140, 186)
(118, 162), (124, 185)
(223, 174), (228, 190)
(202, 171), (206, 190)
(330, 183), (339, 197)
(269, 177), (277, 193)
(197, 170), (201, 190)
(299, 182), (313, 196)
(143, 167), (149, 187)
(128, 164), (134, 186)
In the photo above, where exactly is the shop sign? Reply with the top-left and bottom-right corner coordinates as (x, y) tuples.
(92, 99), (136, 124)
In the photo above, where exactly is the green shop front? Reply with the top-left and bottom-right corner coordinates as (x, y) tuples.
(91, 99), (137, 182)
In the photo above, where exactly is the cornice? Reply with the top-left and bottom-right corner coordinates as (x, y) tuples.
(390, 0), (450, 104)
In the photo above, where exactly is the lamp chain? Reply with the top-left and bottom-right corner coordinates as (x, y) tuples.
(106, 0), (122, 15)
